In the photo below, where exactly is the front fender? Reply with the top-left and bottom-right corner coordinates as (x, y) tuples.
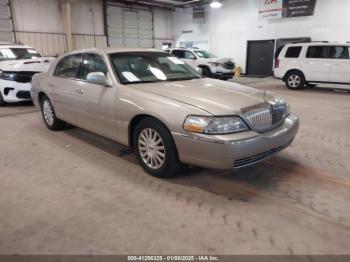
(114, 85), (210, 146)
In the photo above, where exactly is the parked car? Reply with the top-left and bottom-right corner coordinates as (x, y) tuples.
(0, 42), (55, 106)
(31, 48), (299, 177)
(166, 48), (235, 80)
(274, 42), (350, 90)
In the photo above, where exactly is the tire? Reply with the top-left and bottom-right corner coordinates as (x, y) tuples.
(40, 95), (66, 130)
(201, 67), (211, 78)
(133, 117), (181, 178)
(0, 91), (5, 106)
(285, 71), (305, 90)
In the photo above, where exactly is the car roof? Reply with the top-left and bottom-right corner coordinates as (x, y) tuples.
(168, 48), (204, 51)
(67, 47), (168, 55)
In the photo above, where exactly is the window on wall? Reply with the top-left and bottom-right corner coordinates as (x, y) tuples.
(285, 46), (302, 58)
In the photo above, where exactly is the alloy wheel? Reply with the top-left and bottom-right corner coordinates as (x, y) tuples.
(138, 128), (166, 169)
(288, 75), (301, 88)
(42, 100), (54, 126)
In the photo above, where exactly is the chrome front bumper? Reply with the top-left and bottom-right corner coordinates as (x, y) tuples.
(172, 114), (299, 170)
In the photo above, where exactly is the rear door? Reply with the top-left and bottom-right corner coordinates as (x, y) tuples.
(74, 53), (117, 140)
(303, 46), (331, 82)
(328, 46), (350, 83)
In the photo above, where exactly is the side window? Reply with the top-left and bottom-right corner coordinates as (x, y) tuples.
(184, 51), (195, 59)
(172, 50), (185, 58)
(328, 46), (349, 59)
(54, 54), (82, 78)
(79, 53), (108, 81)
(285, 46), (302, 58)
(306, 46), (329, 59)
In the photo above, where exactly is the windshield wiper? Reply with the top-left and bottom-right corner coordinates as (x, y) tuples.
(167, 77), (200, 81)
(125, 80), (164, 85)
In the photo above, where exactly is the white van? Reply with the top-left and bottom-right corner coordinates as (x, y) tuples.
(274, 42), (350, 90)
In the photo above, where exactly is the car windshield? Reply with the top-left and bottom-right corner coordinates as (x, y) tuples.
(110, 52), (201, 85)
(194, 51), (216, 59)
(0, 48), (42, 62)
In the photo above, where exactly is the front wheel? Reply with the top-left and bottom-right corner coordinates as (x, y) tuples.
(133, 118), (181, 177)
(201, 67), (211, 78)
(40, 95), (66, 130)
(285, 71), (305, 90)
(0, 92), (5, 106)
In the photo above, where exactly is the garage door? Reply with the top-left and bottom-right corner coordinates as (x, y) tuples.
(0, 0), (14, 42)
(106, 4), (154, 48)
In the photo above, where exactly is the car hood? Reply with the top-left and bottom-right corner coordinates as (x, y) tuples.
(131, 78), (268, 115)
(0, 57), (55, 72)
(205, 57), (234, 64)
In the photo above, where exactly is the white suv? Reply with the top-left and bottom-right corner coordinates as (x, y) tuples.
(0, 43), (55, 106)
(166, 48), (235, 80)
(274, 42), (350, 90)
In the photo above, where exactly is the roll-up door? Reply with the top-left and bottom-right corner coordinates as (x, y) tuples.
(0, 0), (14, 42)
(106, 3), (154, 48)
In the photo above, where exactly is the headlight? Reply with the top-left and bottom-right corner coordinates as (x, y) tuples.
(265, 91), (290, 114)
(183, 116), (249, 135)
(208, 62), (223, 67)
(0, 71), (17, 81)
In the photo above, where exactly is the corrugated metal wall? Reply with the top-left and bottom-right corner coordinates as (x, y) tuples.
(7, 0), (173, 56)
(15, 32), (107, 57)
(73, 34), (107, 50)
(10, 0), (107, 57)
(0, 0), (14, 42)
(15, 32), (67, 56)
(106, 3), (154, 48)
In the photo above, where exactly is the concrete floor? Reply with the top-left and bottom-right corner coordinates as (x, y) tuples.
(0, 78), (349, 255)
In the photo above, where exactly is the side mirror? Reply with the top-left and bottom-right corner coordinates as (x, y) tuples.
(86, 72), (112, 87)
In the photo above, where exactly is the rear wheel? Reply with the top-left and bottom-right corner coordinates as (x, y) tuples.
(133, 118), (181, 177)
(285, 71), (305, 90)
(0, 92), (5, 106)
(40, 95), (66, 130)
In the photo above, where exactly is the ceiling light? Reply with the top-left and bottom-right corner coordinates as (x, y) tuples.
(210, 0), (222, 8)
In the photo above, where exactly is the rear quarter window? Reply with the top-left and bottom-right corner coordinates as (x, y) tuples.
(285, 46), (302, 58)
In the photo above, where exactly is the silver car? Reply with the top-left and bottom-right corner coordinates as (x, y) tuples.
(31, 48), (299, 177)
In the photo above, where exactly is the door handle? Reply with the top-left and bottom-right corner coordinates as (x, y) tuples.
(49, 83), (55, 87)
(63, 90), (72, 94)
(75, 88), (85, 95)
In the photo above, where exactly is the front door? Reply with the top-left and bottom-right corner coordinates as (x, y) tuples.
(74, 53), (117, 140)
(172, 50), (197, 69)
(328, 46), (350, 83)
(247, 40), (275, 76)
(182, 50), (197, 69)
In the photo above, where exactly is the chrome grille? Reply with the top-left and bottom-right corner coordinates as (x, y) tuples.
(243, 102), (288, 132)
(244, 107), (272, 131)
